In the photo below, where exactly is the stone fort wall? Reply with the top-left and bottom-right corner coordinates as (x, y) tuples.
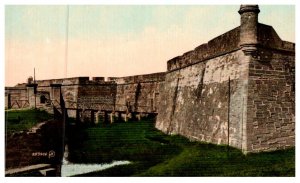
(5, 73), (165, 120)
(246, 36), (295, 152)
(156, 48), (249, 150)
(108, 72), (165, 113)
(156, 5), (295, 153)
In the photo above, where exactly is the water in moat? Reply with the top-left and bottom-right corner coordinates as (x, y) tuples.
(61, 145), (130, 177)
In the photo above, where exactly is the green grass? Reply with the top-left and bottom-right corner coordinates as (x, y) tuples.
(67, 119), (295, 177)
(67, 120), (180, 165)
(5, 108), (53, 134)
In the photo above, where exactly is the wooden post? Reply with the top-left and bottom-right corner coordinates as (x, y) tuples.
(76, 109), (80, 123)
(104, 111), (108, 123)
(228, 77), (230, 146)
(95, 111), (100, 125)
(6, 94), (11, 109)
(125, 113), (128, 122)
(241, 97), (245, 151)
(34, 68), (36, 109)
(91, 110), (95, 124)
(227, 77), (231, 156)
(110, 112), (114, 124)
(118, 112), (122, 122)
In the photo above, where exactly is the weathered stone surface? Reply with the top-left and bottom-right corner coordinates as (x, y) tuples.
(246, 49), (295, 152)
(156, 50), (249, 150)
(5, 87), (28, 109)
(156, 5), (294, 153)
(167, 27), (240, 72)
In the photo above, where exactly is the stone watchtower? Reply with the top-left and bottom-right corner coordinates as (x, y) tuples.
(238, 5), (260, 54)
(156, 5), (295, 153)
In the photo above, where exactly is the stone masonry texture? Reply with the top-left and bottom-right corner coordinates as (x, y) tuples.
(156, 5), (295, 153)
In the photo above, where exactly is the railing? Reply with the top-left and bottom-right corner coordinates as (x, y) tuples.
(10, 100), (30, 109)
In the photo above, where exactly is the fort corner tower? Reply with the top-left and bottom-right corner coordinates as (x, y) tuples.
(239, 5), (260, 55)
(155, 5), (295, 153)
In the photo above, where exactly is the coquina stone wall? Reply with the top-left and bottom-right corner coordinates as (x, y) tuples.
(155, 5), (295, 153)
(156, 50), (249, 150)
(109, 72), (165, 113)
(6, 73), (165, 118)
(246, 50), (295, 152)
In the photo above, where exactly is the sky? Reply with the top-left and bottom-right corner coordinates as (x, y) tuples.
(5, 5), (295, 86)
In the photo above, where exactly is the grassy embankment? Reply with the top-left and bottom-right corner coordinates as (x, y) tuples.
(5, 108), (53, 135)
(67, 119), (295, 177)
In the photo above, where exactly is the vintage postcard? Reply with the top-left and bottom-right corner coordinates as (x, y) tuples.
(4, 4), (295, 177)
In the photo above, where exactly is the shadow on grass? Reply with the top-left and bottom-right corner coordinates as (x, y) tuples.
(66, 118), (295, 177)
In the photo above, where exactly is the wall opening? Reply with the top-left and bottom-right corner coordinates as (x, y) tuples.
(40, 95), (46, 104)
